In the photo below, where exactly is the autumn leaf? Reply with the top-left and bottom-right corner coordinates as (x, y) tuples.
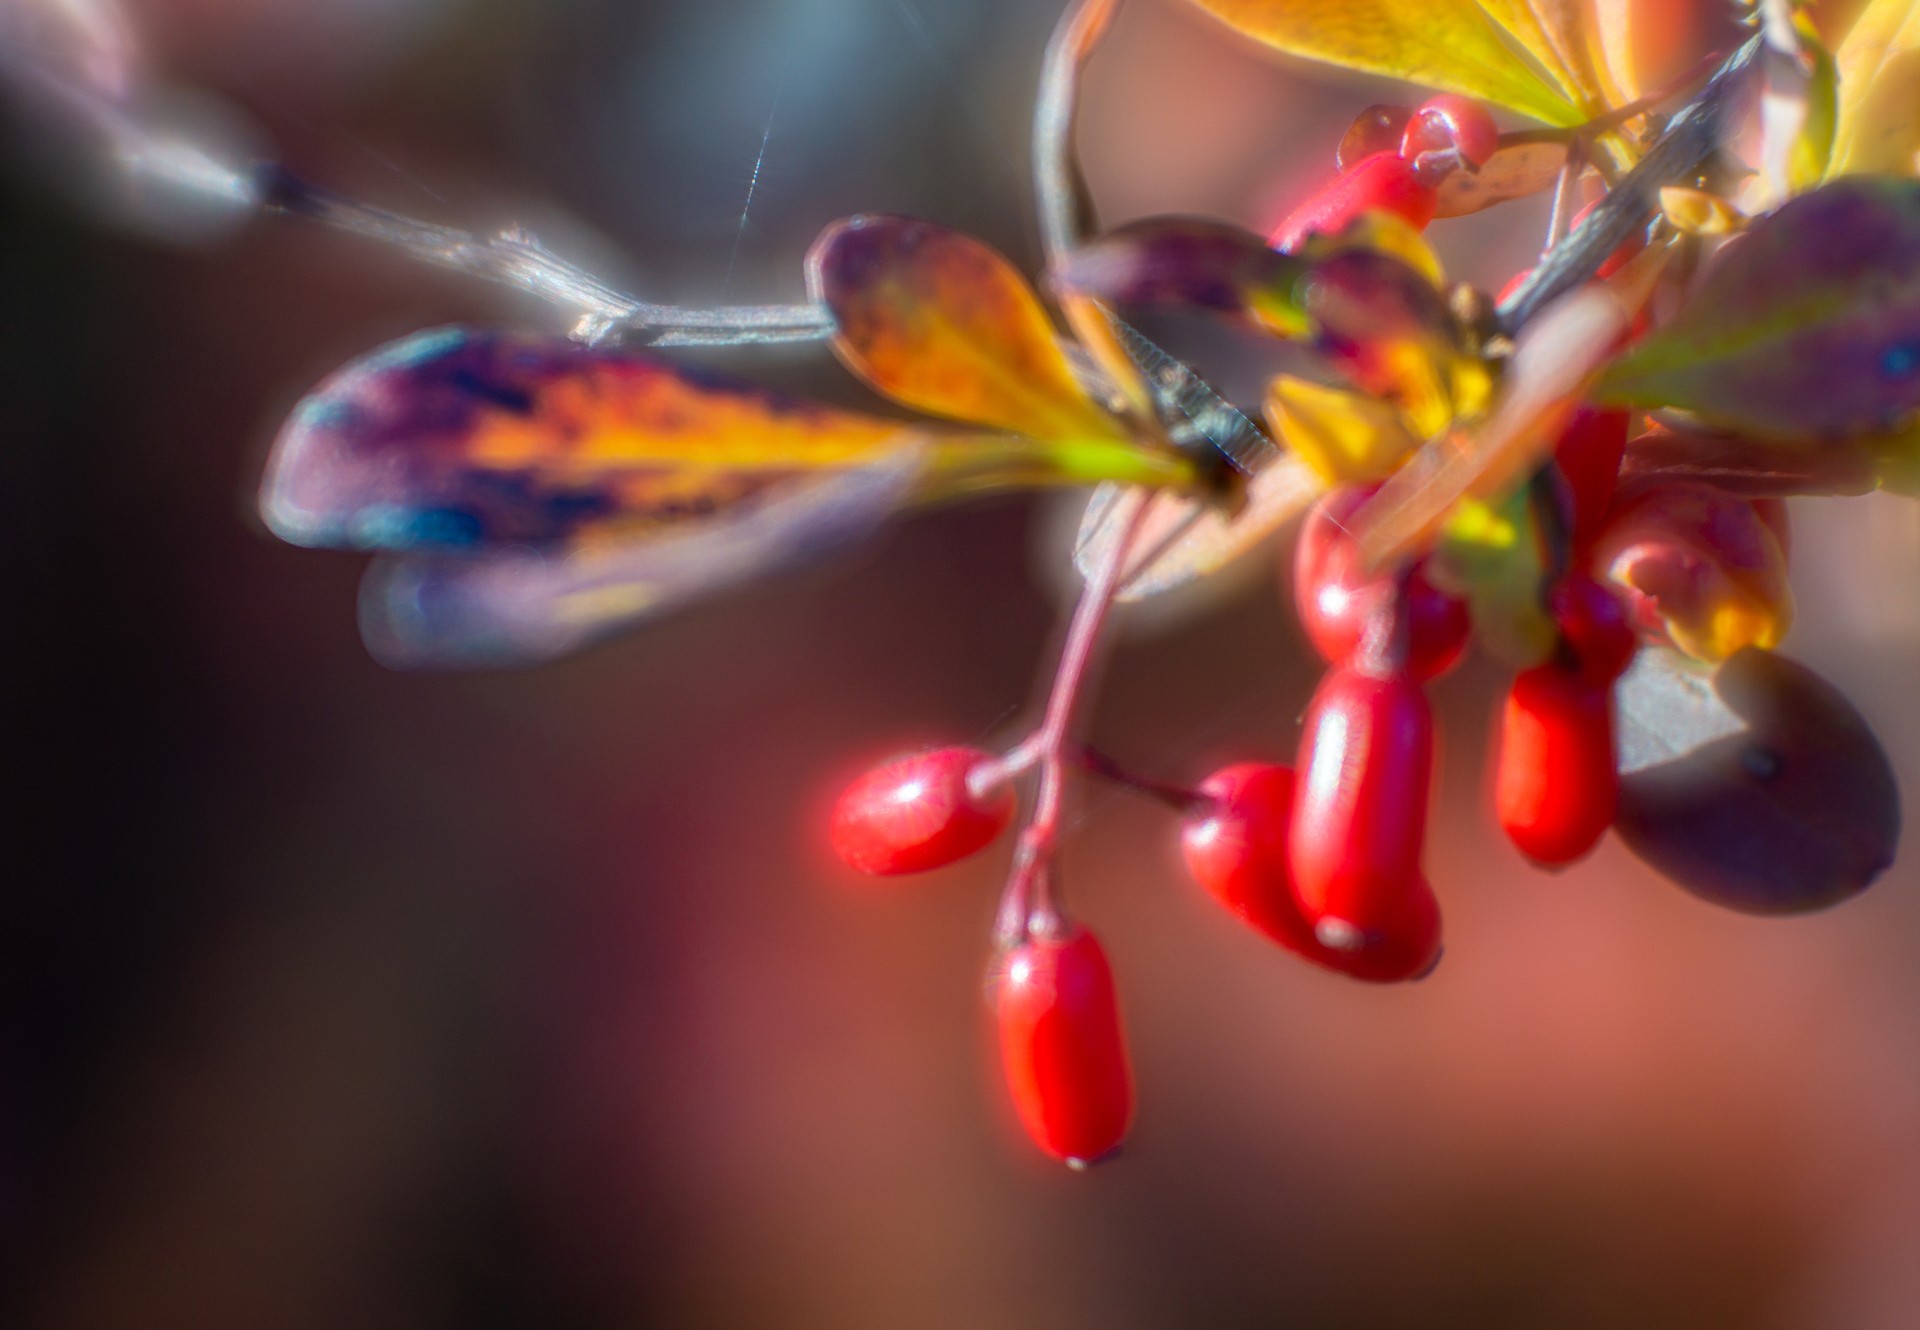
(807, 214), (1127, 444)
(1597, 176), (1920, 439)
(1187, 0), (1582, 126)
(1831, 0), (1920, 177)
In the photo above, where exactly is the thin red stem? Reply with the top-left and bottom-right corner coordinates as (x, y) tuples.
(994, 489), (1152, 946)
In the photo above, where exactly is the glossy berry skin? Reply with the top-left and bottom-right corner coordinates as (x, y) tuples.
(1401, 94), (1501, 172)
(1295, 488), (1470, 682)
(1182, 764), (1442, 983)
(1549, 574), (1638, 686)
(994, 926), (1134, 1167)
(1552, 407), (1630, 554)
(1496, 664), (1617, 868)
(1182, 764), (1317, 956)
(829, 747), (1013, 875)
(1270, 151), (1439, 253)
(1289, 667), (1434, 942)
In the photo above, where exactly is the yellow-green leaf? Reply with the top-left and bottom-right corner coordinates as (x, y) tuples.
(1188, 0), (1583, 126)
(807, 214), (1125, 442)
(1266, 374), (1420, 485)
(1474, 0), (1608, 116)
(1831, 0), (1920, 177)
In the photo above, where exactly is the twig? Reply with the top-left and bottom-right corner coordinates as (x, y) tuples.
(257, 168), (836, 349)
(1498, 33), (1763, 333)
(993, 488), (1151, 946)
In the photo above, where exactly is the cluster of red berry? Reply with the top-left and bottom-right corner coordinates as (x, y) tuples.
(827, 455), (1790, 1168)
(822, 86), (1809, 1167)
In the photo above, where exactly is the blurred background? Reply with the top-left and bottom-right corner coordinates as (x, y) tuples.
(6, 0), (1920, 1326)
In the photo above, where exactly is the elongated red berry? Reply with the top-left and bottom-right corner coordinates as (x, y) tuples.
(1182, 764), (1317, 955)
(1401, 94), (1501, 173)
(1289, 667), (1433, 942)
(830, 747), (1014, 875)
(1549, 574), (1638, 685)
(1295, 487), (1469, 682)
(1270, 151), (1439, 253)
(1328, 873), (1443, 983)
(1496, 664), (1617, 867)
(1182, 763), (1442, 983)
(994, 926), (1134, 1167)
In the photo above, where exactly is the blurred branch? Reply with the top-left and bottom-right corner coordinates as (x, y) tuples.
(256, 168), (836, 349)
(1498, 34), (1764, 332)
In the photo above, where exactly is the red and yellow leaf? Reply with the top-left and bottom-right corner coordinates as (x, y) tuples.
(808, 214), (1126, 442)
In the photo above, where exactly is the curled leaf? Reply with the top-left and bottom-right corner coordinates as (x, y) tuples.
(1615, 647), (1900, 915)
(1432, 136), (1570, 218)
(1597, 176), (1920, 438)
(808, 214), (1124, 443)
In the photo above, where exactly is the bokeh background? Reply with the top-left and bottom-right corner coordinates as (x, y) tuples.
(7, 1), (1920, 1326)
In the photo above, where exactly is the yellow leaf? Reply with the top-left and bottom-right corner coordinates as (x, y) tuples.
(1188, 0), (1582, 126)
(1658, 185), (1745, 235)
(1266, 375), (1420, 485)
(1474, 0), (1608, 115)
(1831, 0), (1920, 177)
(807, 214), (1125, 442)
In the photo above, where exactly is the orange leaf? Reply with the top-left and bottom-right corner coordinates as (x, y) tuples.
(808, 214), (1125, 442)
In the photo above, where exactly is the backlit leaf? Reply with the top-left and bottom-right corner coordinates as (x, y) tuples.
(260, 326), (1190, 565)
(1266, 374), (1419, 485)
(1831, 0), (1920, 177)
(1188, 0), (1582, 125)
(1596, 176), (1920, 438)
(807, 214), (1124, 442)
(1474, 0), (1607, 114)
(261, 326), (920, 556)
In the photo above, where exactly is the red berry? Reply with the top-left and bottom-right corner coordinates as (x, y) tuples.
(1337, 104), (1414, 172)
(1289, 667), (1433, 942)
(1495, 664), (1617, 868)
(1182, 764), (1317, 956)
(829, 747), (1014, 875)
(1294, 487), (1470, 682)
(1270, 151), (1439, 253)
(1323, 874), (1443, 983)
(994, 925), (1134, 1167)
(1182, 763), (1442, 983)
(1401, 94), (1501, 172)
(1549, 574), (1638, 685)
(1552, 407), (1630, 554)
